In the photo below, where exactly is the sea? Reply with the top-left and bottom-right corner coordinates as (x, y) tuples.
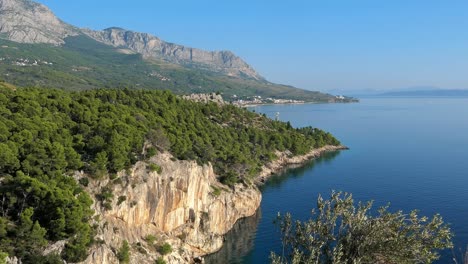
(206, 97), (468, 264)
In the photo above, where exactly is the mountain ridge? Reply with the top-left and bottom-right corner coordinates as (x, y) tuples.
(82, 27), (263, 80)
(0, 0), (356, 103)
(0, 0), (262, 79)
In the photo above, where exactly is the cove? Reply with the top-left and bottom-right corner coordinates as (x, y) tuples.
(206, 97), (468, 263)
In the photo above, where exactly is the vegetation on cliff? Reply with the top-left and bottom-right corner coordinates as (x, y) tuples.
(0, 87), (339, 262)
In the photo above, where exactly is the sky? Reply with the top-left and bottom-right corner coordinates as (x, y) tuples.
(36, 0), (468, 92)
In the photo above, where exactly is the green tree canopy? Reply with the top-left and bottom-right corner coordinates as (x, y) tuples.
(0, 87), (342, 262)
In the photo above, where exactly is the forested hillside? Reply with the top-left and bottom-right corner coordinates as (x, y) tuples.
(0, 37), (351, 102)
(0, 88), (340, 262)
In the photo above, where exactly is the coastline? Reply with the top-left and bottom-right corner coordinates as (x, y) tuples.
(255, 145), (348, 185)
(75, 145), (347, 263)
(203, 145), (348, 261)
(239, 100), (358, 108)
(240, 102), (307, 108)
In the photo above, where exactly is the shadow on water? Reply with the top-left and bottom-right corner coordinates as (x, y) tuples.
(261, 150), (341, 191)
(205, 150), (342, 264)
(205, 209), (262, 264)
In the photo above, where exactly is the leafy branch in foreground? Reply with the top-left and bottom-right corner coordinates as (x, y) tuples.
(271, 191), (453, 264)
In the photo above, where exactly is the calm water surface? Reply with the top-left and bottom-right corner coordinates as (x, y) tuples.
(206, 97), (468, 263)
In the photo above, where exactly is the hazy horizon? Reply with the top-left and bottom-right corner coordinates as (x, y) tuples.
(36, 0), (468, 92)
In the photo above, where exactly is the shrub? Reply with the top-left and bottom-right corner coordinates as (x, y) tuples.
(78, 177), (89, 187)
(155, 257), (166, 264)
(113, 177), (123, 185)
(145, 234), (157, 245)
(103, 202), (112, 211)
(97, 187), (114, 202)
(211, 186), (221, 196)
(148, 163), (162, 174)
(117, 196), (127, 206)
(271, 191), (453, 264)
(146, 147), (157, 158)
(220, 171), (238, 186)
(117, 240), (130, 264)
(0, 251), (8, 264)
(158, 243), (172, 255)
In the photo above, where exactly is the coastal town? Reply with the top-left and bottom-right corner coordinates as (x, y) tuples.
(182, 93), (354, 106)
(231, 95), (305, 106)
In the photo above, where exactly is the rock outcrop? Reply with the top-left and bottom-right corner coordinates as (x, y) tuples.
(256, 145), (348, 184)
(0, 0), (78, 45)
(75, 152), (261, 264)
(182, 93), (225, 105)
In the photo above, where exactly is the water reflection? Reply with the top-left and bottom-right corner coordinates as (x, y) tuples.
(205, 150), (342, 264)
(205, 209), (262, 264)
(261, 151), (342, 191)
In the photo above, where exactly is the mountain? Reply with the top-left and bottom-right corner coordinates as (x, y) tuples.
(0, 0), (260, 79)
(0, 0), (355, 102)
(0, 0), (79, 44)
(83, 27), (263, 80)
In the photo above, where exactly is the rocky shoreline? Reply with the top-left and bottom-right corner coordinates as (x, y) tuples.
(202, 145), (348, 262)
(255, 145), (348, 185)
(27, 146), (346, 264)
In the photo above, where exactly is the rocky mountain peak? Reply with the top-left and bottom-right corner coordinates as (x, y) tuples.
(0, 0), (78, 45)
(0, 0), (263, 79)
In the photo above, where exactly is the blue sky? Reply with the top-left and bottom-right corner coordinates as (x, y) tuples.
(37, 0), (468, 92)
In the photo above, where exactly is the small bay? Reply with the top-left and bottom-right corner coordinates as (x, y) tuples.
(206, 97), (468, 263)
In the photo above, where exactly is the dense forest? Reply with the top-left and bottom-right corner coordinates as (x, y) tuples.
(0, 87), (340, 262)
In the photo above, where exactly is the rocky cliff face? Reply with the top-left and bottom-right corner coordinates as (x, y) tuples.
(82, 27), (263, 80)
(75, 152), (261, 264)
(0, 0), (78, 45)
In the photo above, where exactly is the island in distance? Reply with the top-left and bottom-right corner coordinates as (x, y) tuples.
(379, 88), (468, 97)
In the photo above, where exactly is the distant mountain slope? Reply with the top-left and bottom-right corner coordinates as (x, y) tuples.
(0, 0), (355, 102)
(0, 0), (261, 79)
(83, 27), (263, 80)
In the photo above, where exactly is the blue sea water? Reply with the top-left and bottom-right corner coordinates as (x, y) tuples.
(206, 97), (468, 264)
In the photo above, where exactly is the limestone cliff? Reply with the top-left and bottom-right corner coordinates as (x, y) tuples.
(0, 0), (78, 45)
(75, 152), (261, 264)
(82, 27), (263, 80)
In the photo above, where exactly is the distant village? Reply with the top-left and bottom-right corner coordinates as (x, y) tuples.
(0, 51), (175, 83)
(148, 71), (171, 82)
(0, 56), (54, 67)
(182, 93), (352, 107)
(230, 95), (352, 105)
(231, 95), (305, 106)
